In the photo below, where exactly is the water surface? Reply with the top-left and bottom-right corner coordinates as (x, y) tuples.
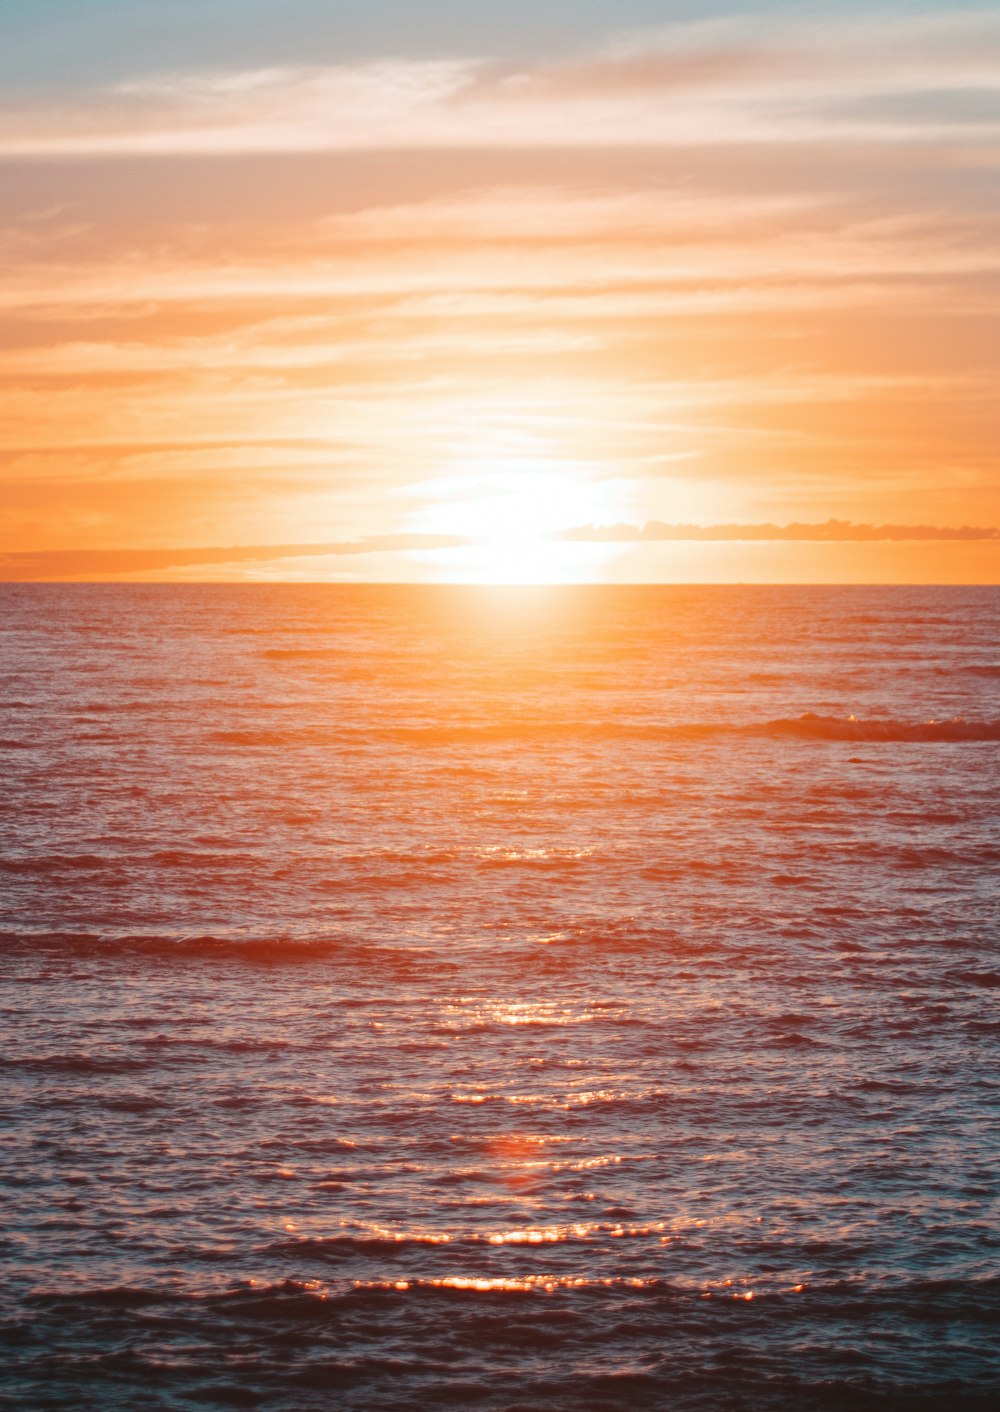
(2, 584), (998, 1410)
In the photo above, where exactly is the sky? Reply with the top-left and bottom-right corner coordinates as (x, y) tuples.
(2, 0), (998, 582)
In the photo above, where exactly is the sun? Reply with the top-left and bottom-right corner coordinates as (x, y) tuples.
(407, 456), (624, 583)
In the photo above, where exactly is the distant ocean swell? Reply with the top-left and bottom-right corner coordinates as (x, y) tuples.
(10, 708), (999, 746)
(192, 714), (1000, 746)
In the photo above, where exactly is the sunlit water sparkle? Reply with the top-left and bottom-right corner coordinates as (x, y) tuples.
(1, 584), (998, 1411)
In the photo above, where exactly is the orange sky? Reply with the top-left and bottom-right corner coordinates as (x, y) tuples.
(1, 3), (998, 581)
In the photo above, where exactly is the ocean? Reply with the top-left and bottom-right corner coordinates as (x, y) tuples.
(1, 583), (998, 1411)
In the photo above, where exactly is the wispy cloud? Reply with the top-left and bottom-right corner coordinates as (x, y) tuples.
(0, 9), (998, 157)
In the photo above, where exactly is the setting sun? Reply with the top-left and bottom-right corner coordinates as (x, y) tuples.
(408, 455), (625, 582)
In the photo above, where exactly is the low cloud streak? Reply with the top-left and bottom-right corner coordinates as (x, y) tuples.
(560, 520), (1000, 543)
(5, 522), (998, 581)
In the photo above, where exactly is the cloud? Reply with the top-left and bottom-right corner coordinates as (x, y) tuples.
(559, 520), (1000, 542)
(5, 522), (998, 580)
(0, 9), (997, 157)
(0, 535), (473, 579)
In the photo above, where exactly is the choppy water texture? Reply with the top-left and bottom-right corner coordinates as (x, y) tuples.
(2, 583), (999, 1411)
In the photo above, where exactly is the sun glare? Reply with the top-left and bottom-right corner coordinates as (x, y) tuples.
(408, 455), (623, 583)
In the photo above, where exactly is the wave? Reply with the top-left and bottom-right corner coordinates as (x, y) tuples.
(748, 713), (1000, 742)
(207, 729), (293, 746)
(26, 1271), (1000, 1317)
(204, 714), (1000, 748)
(936, 663), (1000, 678)
(0, 931), (441, 969)
(0, 854), (112, 874)
(261, 648), (350, 660)
(264, 1219), (673, 1262)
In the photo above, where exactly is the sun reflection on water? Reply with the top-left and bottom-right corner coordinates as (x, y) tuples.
(366, 1275), (657, 1295)
(440, 996), (617, 1028)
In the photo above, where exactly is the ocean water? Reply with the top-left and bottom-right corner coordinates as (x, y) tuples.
(1, 582), (998, 1412)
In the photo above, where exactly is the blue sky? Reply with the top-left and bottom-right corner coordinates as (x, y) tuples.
(5, 1), (993, 90)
